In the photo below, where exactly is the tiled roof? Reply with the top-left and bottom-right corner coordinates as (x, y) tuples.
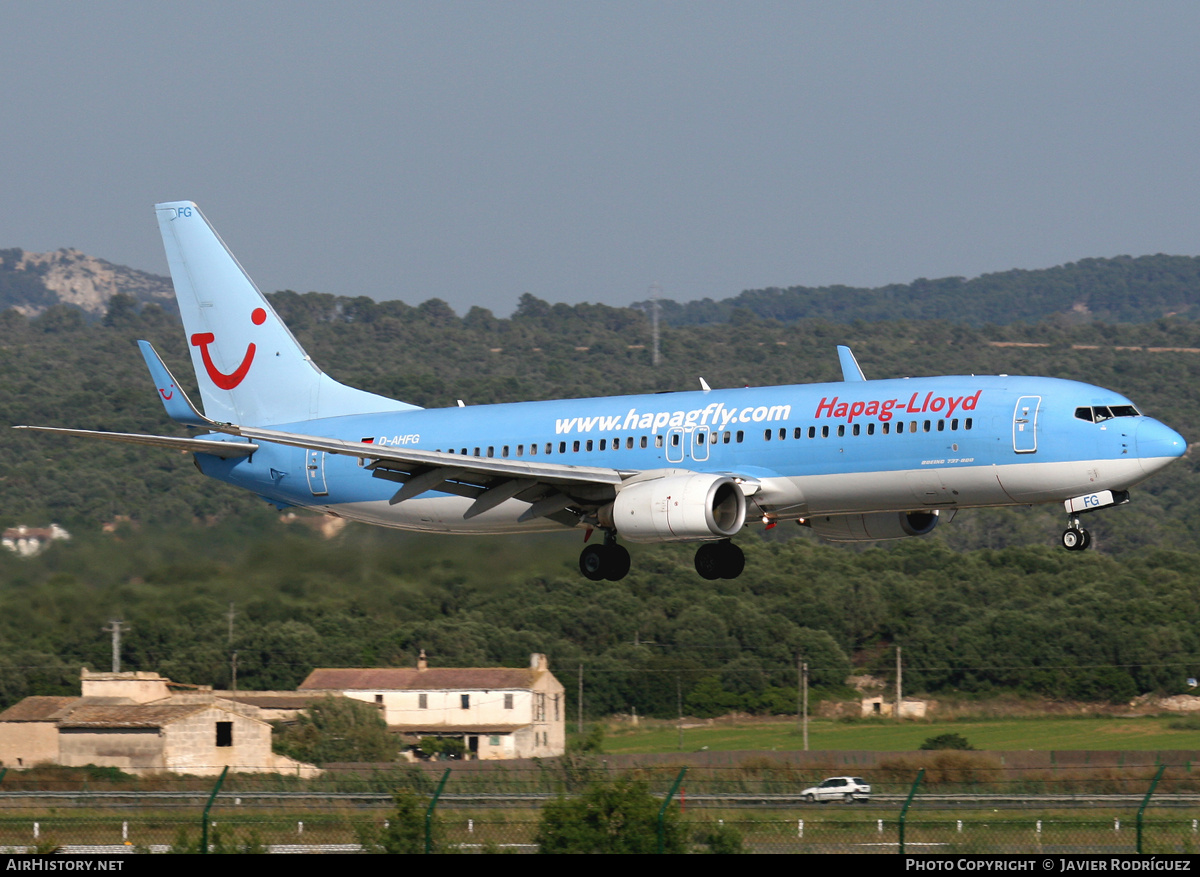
(0, 696), (80, 722)
(220, 694), (328, 709)
(57, 703), (211, 729)
(299, 668), (543, 692)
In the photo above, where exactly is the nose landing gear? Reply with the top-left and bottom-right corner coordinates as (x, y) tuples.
(1061, 516), (1092, 552)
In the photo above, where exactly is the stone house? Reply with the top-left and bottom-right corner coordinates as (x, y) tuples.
(299, 652), (566, 759)
(0, 669), (315, 776)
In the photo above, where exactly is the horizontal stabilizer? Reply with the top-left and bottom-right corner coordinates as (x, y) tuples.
(13, 426), (257, 458)
(137, 341), (221, 428)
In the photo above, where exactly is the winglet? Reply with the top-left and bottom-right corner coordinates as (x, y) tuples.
(138, 341), (224, 428)
(837, 346), (866, 382)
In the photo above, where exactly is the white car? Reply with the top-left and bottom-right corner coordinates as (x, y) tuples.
(801, 776), (871, 803)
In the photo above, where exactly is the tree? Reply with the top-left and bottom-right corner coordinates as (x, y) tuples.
(272, 695), (399, 764)
(534, 778), (683, 854)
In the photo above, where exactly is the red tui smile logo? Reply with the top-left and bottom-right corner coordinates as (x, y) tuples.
(191, 308), (266, 390)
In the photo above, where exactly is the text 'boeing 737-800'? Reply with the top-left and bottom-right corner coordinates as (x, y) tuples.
(15, 202), (1188, 580)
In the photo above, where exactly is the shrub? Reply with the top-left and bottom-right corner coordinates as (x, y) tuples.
(920, 733), (975, 750)
(535, 778), (683, 854)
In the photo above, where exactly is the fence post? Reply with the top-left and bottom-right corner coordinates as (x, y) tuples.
(425, 768), (451, 854)
(1137, 764), (1166, 854)
(658, 767), (687, 854)
(200, 766), (229, 854)
(898, 768), (925, 856)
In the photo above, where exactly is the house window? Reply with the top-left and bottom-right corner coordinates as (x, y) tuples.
(216, 721), (233, 747)
(375, 694), (384, 711)
(504, 693), (514, 710)
(461, 694), (470, 710)
(419, 693), (428, 709)
(489, 735), (501, 746)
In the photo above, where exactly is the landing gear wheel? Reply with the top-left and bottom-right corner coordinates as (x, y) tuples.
(606, 544), (631, 581)
(695, 543), (723, 580)
(720, 542), (745, 579)
(580, 544), (608, 581)
(1061, 527), (1092, 552)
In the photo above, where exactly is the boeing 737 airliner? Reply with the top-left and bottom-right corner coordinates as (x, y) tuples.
(17, 202), (1188, 581)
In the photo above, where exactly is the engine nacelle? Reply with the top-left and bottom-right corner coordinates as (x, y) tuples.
(806, 510), (939, 543)
(603, 473), (747, 543)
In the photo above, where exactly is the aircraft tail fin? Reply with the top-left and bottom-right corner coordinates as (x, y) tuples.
(154, 201), (419, 426)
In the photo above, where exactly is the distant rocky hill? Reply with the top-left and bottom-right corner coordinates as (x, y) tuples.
(0, 248), (174, 318)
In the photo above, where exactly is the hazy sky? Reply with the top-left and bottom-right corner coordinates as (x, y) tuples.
(3, 2), (1199, 316)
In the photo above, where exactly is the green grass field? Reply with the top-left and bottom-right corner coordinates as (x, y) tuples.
(600, 715), (1200, 753)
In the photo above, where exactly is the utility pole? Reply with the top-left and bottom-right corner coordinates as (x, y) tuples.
(228, 603), (238, 691)
(648, 283), (661, 368)
(799, 658), (809, 751)
(677, 676), (683, 751)
(102, 621), (126, 673)
(895, 646), (903, 722)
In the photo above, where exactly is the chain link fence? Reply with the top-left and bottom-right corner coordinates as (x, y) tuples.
(3, 761), (1200, 853)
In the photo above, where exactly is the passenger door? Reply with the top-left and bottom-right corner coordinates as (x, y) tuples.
(1013, 396), (1041, 454)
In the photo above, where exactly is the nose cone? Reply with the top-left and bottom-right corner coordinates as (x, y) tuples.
(1137, 418), (1187, 476)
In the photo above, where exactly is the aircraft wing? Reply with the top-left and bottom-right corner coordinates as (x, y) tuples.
(227, 424), (626, 523)
(14, 426), (258, 458)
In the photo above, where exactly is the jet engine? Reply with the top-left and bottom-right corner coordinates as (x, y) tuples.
(603, 473), (747, 543)
(805, 510), (939, 543)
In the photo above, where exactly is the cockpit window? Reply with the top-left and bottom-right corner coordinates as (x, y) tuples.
(1076, 404), (1140, 423)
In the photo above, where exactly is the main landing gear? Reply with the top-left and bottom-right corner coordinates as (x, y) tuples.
(1061, 516), (1092, 552)
(579, 535), (747, 581)
(579, 534), (631, 582)
(695, 539), (745, 580)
